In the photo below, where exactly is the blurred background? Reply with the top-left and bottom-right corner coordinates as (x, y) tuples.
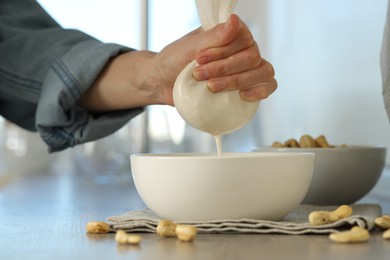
(1, 0), (389, 183)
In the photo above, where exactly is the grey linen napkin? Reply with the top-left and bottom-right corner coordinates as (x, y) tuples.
(107, 204), (381, 235)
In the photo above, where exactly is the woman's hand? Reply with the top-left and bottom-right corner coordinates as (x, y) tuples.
(154, 13), (277, 105)
(79, 14), (277, 111)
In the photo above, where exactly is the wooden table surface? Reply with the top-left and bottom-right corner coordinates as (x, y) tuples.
(1, 156), (390, 260)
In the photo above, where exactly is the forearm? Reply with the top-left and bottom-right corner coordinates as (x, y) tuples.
(78, 50), (169, 111)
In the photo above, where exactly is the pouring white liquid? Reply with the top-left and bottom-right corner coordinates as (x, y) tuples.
(214, 135), (222, 156)
(173, 0), (259, 156)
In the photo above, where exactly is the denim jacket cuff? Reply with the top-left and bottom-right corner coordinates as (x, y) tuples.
(36, 40), (144, 152)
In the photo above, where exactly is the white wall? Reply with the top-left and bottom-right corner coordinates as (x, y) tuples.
(37, 0), (143, 49)
(238, 0), (390, 162)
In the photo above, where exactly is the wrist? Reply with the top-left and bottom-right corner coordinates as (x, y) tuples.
(79, 50), (169, 112)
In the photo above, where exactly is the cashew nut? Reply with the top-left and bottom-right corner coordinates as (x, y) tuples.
(329, 226), (370, 243)
(309, 205), (352, 225)
(86, 221), (110, 234)
(175, 225), (197, 242)
(156, 220), (177, 237)
(374, 215), (390, 230)
(299, 135), (317, 148)
(383, 229), (390, 240)
(332, 205), (353, 219)
(272, 141), (284, 148)
(115, 230), (142, 245)
(272, 134), (340, 148)
(309, 211), (340, 225)
(315, 135), (330, 148)
(284, 139), (299, 148)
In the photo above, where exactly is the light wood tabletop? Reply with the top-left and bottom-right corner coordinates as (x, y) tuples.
(1, 156), (390, 260)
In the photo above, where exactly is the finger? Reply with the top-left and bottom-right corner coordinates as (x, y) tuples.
(206, 58), (275, 92)
(194, 14), (241, 58)
(193, 43), (261, 81)
(239, 79), (278, 102)
(196, 16), (255, 65)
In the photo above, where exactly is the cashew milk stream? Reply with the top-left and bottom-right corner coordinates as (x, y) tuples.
(214, 135), (222, 156)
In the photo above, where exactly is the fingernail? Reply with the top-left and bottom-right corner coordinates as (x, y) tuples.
(208, 79), (225, 92)
(240, 89), (256, 101)
(193, 68), (208, 80)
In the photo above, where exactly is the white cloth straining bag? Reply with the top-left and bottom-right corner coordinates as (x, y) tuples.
(173, 0), (259, 137)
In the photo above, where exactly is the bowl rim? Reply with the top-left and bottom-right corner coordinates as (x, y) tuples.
(253, 145), (387, 151)
(130, 152), (316, 159)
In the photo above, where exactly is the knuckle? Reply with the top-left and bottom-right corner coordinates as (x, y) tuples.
(262, 59), (275, 78)
(248, 52), (261, 68)
(242, 29), (255, 47)
(232, 75), (242, 89)
(217, 47), (228, 59)
(216, 64), (228, 76)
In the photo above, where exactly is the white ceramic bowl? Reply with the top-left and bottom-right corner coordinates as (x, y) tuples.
(131, 152), (314, 221)
(254, 146), (386, 205)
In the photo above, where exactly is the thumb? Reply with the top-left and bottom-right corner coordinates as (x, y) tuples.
(196, 14), (240, 54)
(153, 14), (241, 83)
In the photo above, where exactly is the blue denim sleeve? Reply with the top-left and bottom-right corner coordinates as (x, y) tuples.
(0, 0), (144, 152)
(36, 41), (144, 153)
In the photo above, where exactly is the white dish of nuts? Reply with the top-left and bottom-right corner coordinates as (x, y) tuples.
(130, 152), (314, 221)
(254, 135), (386, 205)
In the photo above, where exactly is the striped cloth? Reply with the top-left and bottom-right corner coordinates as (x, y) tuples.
(381, 0), (390, 120)
(107, 204), (381, 235)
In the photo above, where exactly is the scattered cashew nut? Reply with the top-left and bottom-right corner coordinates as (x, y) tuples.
(86, 221), (110, 234)
(383, 229), (390, 240)
(157, 220), (177, 237)
(374, 215), (390, 230)
(329, 226), (370, 243)
(115, 230), (142, 245)
(309, 211), (340, 225)
(175, 225), (197, 242)
(309, 205), (353, 225)
(332, 205), (353, 219)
